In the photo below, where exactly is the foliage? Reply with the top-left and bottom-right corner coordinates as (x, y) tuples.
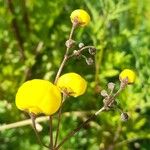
(0, 0), (150, 150)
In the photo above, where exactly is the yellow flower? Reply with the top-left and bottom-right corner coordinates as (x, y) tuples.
(15, 79), (61, 115)
(119, 69), (136, 84)
(70, 9), (90, 27)
(56, 72), (87, 97)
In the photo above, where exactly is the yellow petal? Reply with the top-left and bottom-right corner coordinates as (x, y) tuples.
(70, 9), (90, 27)
(56, 72), (87, 97)
(16, 79), (61, 115)
(119, 69), (136, 84)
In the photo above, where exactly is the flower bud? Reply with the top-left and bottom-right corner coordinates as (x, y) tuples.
(56, 72), (87, 97)
(73, 50), (80, 57)
(108, 82), (115, 91)
(101, 90), (108, 97)
(78, 42), (84, 48)
(119, 69), (136, 84)
(65, 39), (75, 48)
(86, 57), (94, 65)
(88, 47), (96, 55)
(16, 79), (61, 115)
(70, 9), (90, 27)
(120, 112), (129, 121)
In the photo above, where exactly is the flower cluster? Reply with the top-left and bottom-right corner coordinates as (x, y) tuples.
(16, 73), (87, 115)
(15, 9), (136, 149)
(15, 9), (91, 116)
(100, 69), (136, 121)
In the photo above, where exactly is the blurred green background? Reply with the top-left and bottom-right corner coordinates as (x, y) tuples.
(0, 0), (150, 149)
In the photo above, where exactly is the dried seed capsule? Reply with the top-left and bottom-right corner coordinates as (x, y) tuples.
(108, 82), (115, 91)
(78, 42), (84, 48)
(101, 90), (108, 97)
(73, 50), (79, 55)
(120, 112), (129, 121)
(65, 39), (75, 48)
(88, 47), (96, 55)
(86, 57), (94, 65)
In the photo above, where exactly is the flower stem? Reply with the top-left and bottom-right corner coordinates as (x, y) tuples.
(30, 113), (49, 149)
(51, 24), (76, 149)
(54, 94), (66, 148)
(54, 25), (75, 84)
(55, 107), (105, 150)
(68, 46), (95, 58)
(49, 116), (53, 150)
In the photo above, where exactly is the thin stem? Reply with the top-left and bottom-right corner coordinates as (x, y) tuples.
(30, 113), (49, 149)
(113, 81), (128, 98)
(55, 107), (105, 150)
(50, 24), (75, 149)
(54, 25), (75, 84)
(54, 94), (66, 148)
(0, 111), (92, 131)
(68, 46), (95, 59)
(49, 116), (53, 150)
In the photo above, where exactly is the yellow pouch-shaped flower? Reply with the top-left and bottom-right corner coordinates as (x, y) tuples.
(16, 79), (61, 115)
(70, 9), (90, 27)
(56, 72), (87, 97)
(119, 69), (136, 84)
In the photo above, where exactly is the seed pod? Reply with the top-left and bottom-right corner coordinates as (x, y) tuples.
(78, 42), (84, 48)
(88, 47), (96, 55)
(73, 50), (80, 56)
(86, 57), (94, 65)
(120, 112), (129, 121)
(101, 90), (108, 97)
(108, 82), (115, 91)
(65, 39), (75, 48)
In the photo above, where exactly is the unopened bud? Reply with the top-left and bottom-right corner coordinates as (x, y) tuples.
(121, 112), (129, 121)
(78, 42), (84, 48)
(73, 50), (80, 56)
(88, 47), (96, 55)
(65, 39), (75, 48)
(108, 82), (115, 91)
(86, 57), (94, 65)
(101, 90), (108, 97)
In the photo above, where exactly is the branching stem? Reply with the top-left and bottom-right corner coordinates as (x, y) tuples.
(55, 107), (105, 149)
(54, 25), (75, 84)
